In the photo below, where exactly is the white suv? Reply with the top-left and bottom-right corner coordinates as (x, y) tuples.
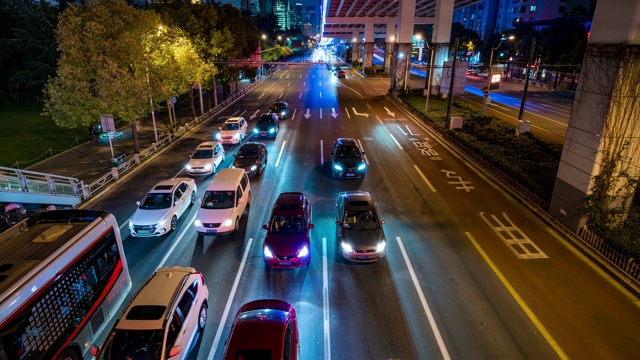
(195, 168), (250, 236)
(92, 267), (209, 360)
(216, 117), (248, 145)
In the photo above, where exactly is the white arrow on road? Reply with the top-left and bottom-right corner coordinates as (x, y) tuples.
(331, 108), (338, 118)
(250, 109), (260, 120)
(304, 108), (311, 119)
(352, 107), (369, 117)
(384, 107), (395, 117)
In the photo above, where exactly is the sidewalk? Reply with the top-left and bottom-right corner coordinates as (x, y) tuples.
(27, 79), (256, 183)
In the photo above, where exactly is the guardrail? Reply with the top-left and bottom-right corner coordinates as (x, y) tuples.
(0, 166), (85, 199)
(84, 75), (265, 198)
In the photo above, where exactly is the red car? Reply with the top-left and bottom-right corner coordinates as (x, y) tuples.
(222, 299), (299, 360)
(262, 192), (313, 268)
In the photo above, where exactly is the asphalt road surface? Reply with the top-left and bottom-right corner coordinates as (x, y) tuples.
(85, 63), (640, 360)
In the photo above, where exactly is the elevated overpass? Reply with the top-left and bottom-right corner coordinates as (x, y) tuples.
(0, 166), (84, 209)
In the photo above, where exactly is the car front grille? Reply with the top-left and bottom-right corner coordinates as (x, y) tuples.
(133, 225), (155, 231)
(203, 223), (221, 228)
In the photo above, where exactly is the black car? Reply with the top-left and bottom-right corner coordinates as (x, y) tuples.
(331, 138), (367, 179)
(253, 113), (280, 139)
(270, 102), (289, 119)
(232, 142), (268, 177)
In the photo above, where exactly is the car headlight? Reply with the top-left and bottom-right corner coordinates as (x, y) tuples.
(157, 217), (167, 227)
(253, 128), (259, 134)
(281, 111), (286, 115)
(376, 241), (386, 253)
(215, 133), (221, 140)
(334, 163), (343, 171)
(234, 133), (240, 139)
(264, 246), (274, 258)
(250, 165), (257, 171)
(222, 219), (233, 227)
(298, 245), (309, 257)
(186, 164), (192, 170)
(341, 242), (353, 253)
(129, 219), (133, 228)
(194, 219), (203, 227)
(269, 128), (275, 133)
(204, 163), (212, 170)
(357, 163), (366, 171)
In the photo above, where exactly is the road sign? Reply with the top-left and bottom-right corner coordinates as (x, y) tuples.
(100, 115), (116, 133)
(489, 73), (502, 90)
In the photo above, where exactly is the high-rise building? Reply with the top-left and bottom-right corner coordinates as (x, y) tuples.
(274, 0), (290, 31)
(304, 5), (319, 36)
(241, 0), (260, 16)
(290, 3), (303, 31)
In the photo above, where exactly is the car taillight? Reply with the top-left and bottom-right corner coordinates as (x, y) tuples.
(197, 271), (205, 285)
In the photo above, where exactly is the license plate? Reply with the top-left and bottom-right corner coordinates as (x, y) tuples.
(261, 132), (267, 136)
(206, 229), (217, 233)
(138, 230), (150, 234)
(279, 261), (292, 266)
(346, 173), (355, 177)
(357, 255), (371, 260)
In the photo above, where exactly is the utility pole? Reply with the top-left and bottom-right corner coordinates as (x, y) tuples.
(518, 37), (536, 120)
(424, 40), (435, 114)
(445, 37), (459, 128)
(482, 35), (513, 116)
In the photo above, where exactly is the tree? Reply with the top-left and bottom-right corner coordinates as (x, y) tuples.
(43, 0), (161, 153)
(450, 22), (480, 60)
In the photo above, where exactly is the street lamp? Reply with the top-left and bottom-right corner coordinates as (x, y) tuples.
(483, 34), (514, 116)
(518, 37), (536, 120)
(423, 37), (435, 113)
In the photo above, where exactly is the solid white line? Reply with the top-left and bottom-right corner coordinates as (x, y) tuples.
(376, 115), (383, 125)
(292, 108), (297, 120)
(208, 237), (254, 360)
(396, 237), (451, 360)
(357, 139), (369, 165)
(413, 165), (437, 192)
(322, 237), (331, 360)
(275, 140), (287, 167)
(366, 103), (371, 109)
(388, 133), (403, 149)
(158, 211), (199, 268)
(345, 107), (351, 119)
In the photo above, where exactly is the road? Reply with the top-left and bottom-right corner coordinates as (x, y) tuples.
(85, 64), (640, 359)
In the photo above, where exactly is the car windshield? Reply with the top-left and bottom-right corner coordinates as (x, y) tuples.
(271, 104), (285, 110)
(237, 149), (259, 159)
(335, 146), (361, 158)
(201, 190), (235, 209)
(269, 214), (305, 235)
(342, 210), (378, 230)
(222, 123), (239, 130)
(98, 329), (164, 360)
(192, 149), (213, 159)
(258, 117), (273, 124)
(140, 193), (172, 210)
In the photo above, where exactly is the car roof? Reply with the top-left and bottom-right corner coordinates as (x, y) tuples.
(206, 168), (246, 190)
(225, 117), (244, 123)
(151, 178), (191, 193)
(273, 192), (305, 214)
(117, 267), (196, 330)
(239, 142), (266, 150)
(196, 141), (218, 150)
(335, 138), (358, 147)
(339, 191), (375, 208)
(272, 101), (287, 106)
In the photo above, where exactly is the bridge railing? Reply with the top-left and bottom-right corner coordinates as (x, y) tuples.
(0, 166), (85, 200)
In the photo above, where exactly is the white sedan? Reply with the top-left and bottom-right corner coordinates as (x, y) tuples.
(129, 178), (197, 237)
(216, 117), (247, 145)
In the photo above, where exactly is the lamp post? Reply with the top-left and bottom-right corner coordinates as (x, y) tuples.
(424, 37), (435, 113)
(518, 37), (536, 120)
(445, 37), (459, 128)
(483, 35), (514, 116)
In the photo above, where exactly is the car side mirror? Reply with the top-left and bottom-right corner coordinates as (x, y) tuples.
(237, 198), (244, 204)
(335, 220), (341, 226)
(136, 201), (141, 206)
(169, 345), (181, 357)
(309, 223), (314, 229)
(380, 219), (385, 225)
(263, 224), (268, 230)
(90, 345), (99, 356)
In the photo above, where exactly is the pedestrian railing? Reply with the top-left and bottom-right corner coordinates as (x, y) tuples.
(0, 166), (85, 200)
(579, 227), (640, 283)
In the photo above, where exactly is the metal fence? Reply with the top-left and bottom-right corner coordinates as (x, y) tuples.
(0, 166), (85, 199)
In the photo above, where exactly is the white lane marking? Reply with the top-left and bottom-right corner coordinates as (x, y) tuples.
(376, 115), (383, 124)
(357, 139), (369, 165)
(345, 107), (351, 119)
(388, 133), (403, 149)
(319, 81), (322, 86)
(320, 108), (323, 119)
(270, 82), (275, 87)
(299, 92), (303, 99)
(304, 81), (306, 86)
(231, 110), (239, 117)
(275, 140), (287, 167)
(279, 92), (283, 99)
(491, 103), (509, 111)
(239, 109), (246, 116)
(322, 237), (331, 360)
(158, 212), (199, 268)
(208, 238), (254, 360)
(320, 140), (324, 164)
(396, 237), (451, 360)
(366, 103), (372, 109)
(258, 93), (265, 99)
(320, 91), (322, 98)
(414, 165), (437, 192)
(287, 82), (291, 87)
(292, 108), (297, 120)
(396, 124), (408, 136)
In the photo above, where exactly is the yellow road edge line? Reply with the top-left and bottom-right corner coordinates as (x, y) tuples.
(464, 231), (569, 360)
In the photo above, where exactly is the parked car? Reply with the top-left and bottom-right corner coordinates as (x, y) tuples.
(222, 299), (299, 360)
(194, 168), (250, 236)
(253, 113), (280, 139)
(129, 178), (196, 237)
(186, 142), (225, 176)
(337, 70), (346, 78)
(336, 191), (386, 262)
(216, 117), (247, 145)
(232, 142), (268, 177)
(262, 192), (313, 269)
(92, 267), (209, 360)
(331, 138), (367, 179)
(270, 102), (289, 119)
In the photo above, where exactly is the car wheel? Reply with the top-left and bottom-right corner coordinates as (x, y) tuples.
(170, 216), (177, 232)
(198, 303), (207, 331)
(190, 191), (196, 205)
(59, 349), (79, 360)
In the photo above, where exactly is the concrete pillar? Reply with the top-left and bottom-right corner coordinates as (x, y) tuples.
(351, 32), (360, 65)
(431, 0), (455, 94)
(549, 0), (640, 231)
(364, 23), (375, 69)
(391, 0), (416, 95)
(384, 23), (395, 74)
